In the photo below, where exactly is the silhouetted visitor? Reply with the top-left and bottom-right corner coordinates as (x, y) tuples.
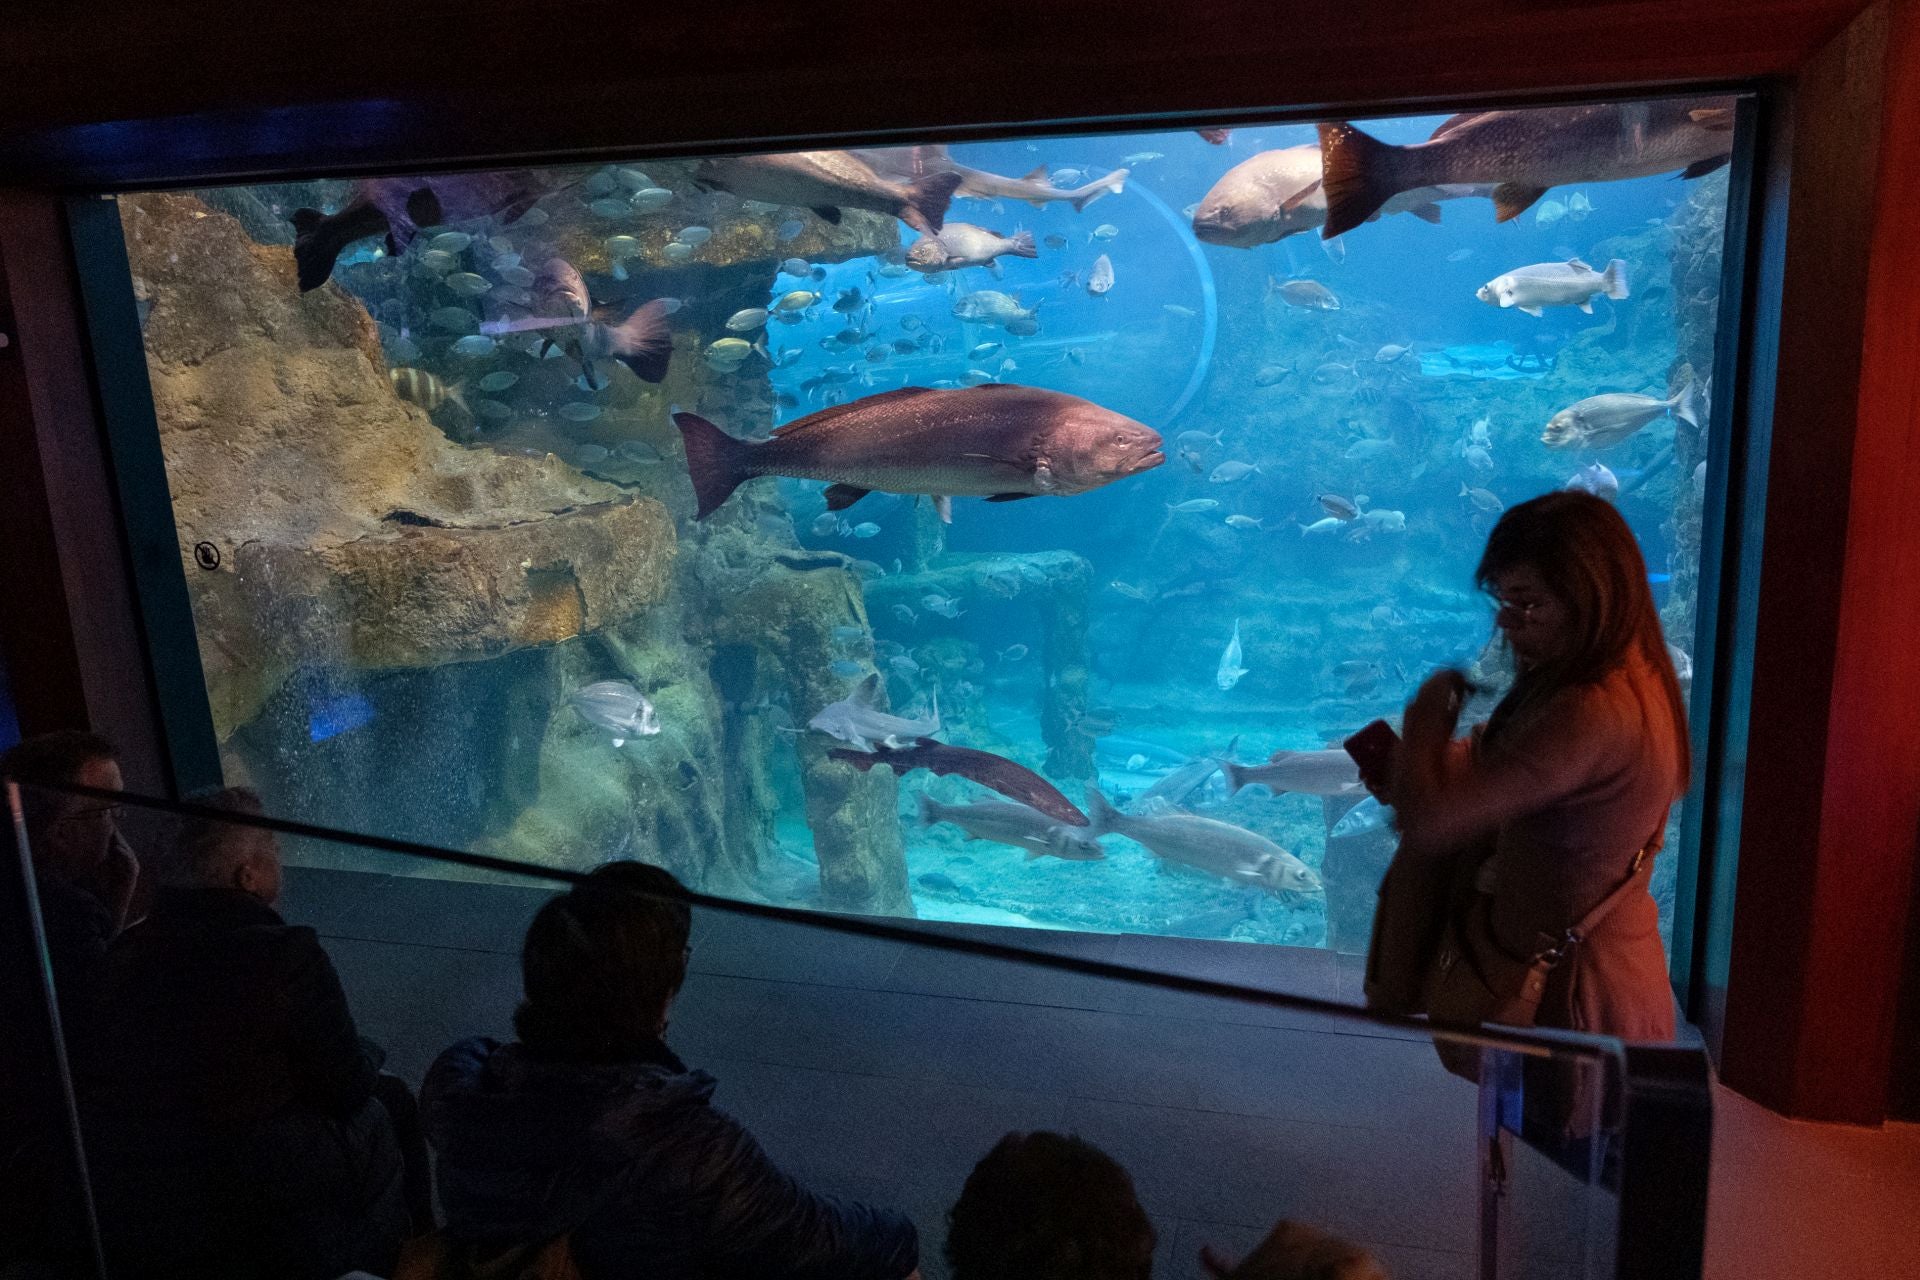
(1, 730), (140, 1268)
(422, 860), (920, 1280)
(945, 1131), (1154, 1280)
(2, 730), (140, 1033)
(1199, 1220), (1388, 1280)
(81, 786), (409, 1280)
(1370, 491), (1688, 1043)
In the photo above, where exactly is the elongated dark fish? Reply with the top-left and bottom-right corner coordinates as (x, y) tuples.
(290, 172), (547, 292)
(829, 736), (1088, 826)
(672, 384), (1163, 520)
(855, 145), (1128, 213)
(1316, 99), (1736, 237)
(694, 151), (962, 235)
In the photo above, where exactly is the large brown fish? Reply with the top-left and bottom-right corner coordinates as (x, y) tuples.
(830, 736), (1088, 826)
(1191, 144), (1487, 248)
(694, 151), (962, 235)
(290, 172), (546, 292)
(1316, 99), (1736, 238)
(673, 384), (1163, 520)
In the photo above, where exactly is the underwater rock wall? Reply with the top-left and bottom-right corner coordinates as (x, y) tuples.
(124, 192), (675, 736)
(129, 183), (913, 907)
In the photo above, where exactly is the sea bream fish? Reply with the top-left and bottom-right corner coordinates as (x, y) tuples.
(673, 385), (1164, 520)
(808, 674), (940, 750)
(1216, 619), (1249, 691)
(568, 680), (661, 747)
(1085, 790), (1323, 894)
(1477, 258), (1629, 316)
(831, 736), (1088, 825)
(694, 150), (962, 235)
(915, 794), (1105, 861)
(1222, 749), (1364, 797)
(951, 291), (1041, 331)
(905, 224), (1039, 276)
(1316, 98), (1736, 237)
(501, 257), (673, 383)
(1542, 380), (1703, 450)
(290, 171), (548, 292)
(854, 145), (1129, 212)
(1086, 254), (1115, 296)
(1190, 144), (1489, 248)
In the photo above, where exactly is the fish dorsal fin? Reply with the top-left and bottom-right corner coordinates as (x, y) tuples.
(1566, 257), (1592, 271)
(772, 386), (937, 435)
(1429, 111), (1491, 139)
(852, 673), (884, 707)
(1279, 178), (1323, 212)
(1022, 165), (1049, 181)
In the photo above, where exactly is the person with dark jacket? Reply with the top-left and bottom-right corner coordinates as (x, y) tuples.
(423, 861), (921, 1280)
(1, 730), (141, 1270)
(80, 787), (408, 1280)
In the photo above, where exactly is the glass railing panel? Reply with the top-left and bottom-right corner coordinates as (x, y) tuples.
(6, 781), (1708, 1280)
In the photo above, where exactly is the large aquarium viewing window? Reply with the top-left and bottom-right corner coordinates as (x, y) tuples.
(108, 96), (1741, 952)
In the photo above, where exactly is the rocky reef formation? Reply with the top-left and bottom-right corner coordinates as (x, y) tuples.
(129, 174), (913, 910)
(123, 192), (674, 737)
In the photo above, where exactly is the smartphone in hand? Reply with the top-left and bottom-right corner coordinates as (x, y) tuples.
(1343, 719), (1400, 780)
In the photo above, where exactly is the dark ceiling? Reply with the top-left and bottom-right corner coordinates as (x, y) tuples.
(0, 0), (1873, 186)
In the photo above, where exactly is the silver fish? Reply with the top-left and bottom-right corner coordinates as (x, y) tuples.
(1223, 750), (1363, 797)
(905, 223), (1038, 274)
(1542, 380), (1702, 450)
(854, 145), (1128, 212)
(808, 674), (939, 750)
(569, 680), (661, 747)
(1477, 258), (1629, 315)
(1216, 619), (1248, 691)
(1086, 790), (1322, 893)
(917, 793), (1105, 862)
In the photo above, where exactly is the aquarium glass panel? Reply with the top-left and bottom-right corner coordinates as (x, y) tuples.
(111, 94), (1741, 956)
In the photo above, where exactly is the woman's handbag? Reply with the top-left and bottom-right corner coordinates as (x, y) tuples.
(1361, 839), (1479, 1016)
(1423, 845), (1654, 1081)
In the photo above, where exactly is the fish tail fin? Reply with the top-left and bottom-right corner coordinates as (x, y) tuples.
(1672, 377), (1705, 431)
(916, 792), (941, 827)
(902, 170), (964, 236)
(1222, 762), (1249, 796)
(1070, 168), (1127, 213)
(606, 299), (674, 383)
(1083, 787), (1120, 835)
(1007, 230), (1038, 259)
(1316, 122), (1403, 239)
(1603, 258), (1630, 300)
(672, 409), (756, 520)
(291, 204), (383, 293)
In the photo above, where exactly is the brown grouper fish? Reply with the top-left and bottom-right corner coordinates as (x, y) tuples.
(828, 737), (1089, 827)
(1316, 99), (1735, 237)
(290, 172), (548, 292)
(673, 384), (1164, 521)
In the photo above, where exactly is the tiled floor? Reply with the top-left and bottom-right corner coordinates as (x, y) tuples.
(283, 866), (1628, 1280)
